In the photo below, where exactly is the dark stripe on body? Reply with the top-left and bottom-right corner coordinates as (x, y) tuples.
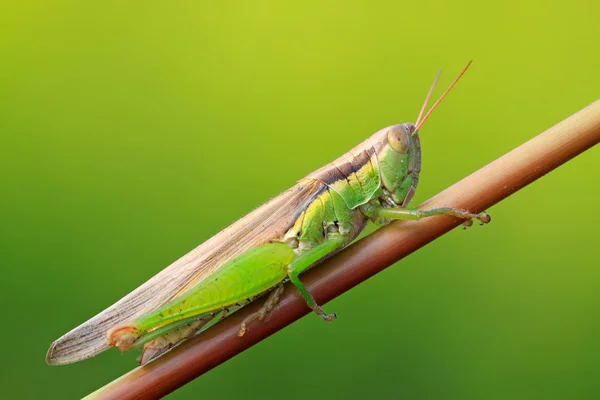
(309, 147), (375, 186)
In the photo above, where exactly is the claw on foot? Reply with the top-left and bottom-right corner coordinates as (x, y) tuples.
(461, 211), (490, 228)
(238, 325), (248, 337)
(316, 306), (337, 322)
(237, 285), (284, 337)
(323, 313), (337, 322)
(477, 212), (491, 224)
(237, 311), (267, 336)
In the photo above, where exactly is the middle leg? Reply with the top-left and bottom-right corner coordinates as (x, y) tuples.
(287, 235), (346, 321)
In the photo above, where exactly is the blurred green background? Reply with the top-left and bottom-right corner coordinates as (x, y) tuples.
(1, 1), (599, 399)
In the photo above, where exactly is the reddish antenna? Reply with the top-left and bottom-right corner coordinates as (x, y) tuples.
(414, 69), (442, 128)
(415, 60), (473, 133)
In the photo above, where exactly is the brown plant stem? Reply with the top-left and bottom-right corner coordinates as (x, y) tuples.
(86, 100), (600, 400)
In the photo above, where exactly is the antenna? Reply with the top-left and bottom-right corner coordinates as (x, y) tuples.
(415, 60), (473, 132)
(415, 69), (442, 128)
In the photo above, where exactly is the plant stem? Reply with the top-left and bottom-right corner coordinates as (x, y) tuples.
(86, 100), (600, 400)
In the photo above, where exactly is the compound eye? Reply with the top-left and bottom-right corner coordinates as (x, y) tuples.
(387, 125), (410, 154)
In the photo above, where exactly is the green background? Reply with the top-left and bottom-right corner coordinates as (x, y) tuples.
(1, 1), (599, 399)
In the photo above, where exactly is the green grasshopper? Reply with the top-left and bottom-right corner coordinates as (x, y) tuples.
(46, 61), (489, 366)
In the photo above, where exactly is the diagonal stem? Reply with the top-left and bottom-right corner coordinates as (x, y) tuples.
(86, 100), (600, 400)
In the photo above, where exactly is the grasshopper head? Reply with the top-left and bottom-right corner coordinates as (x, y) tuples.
(378, 123), (421, 207)
(378, 60), (473, 207)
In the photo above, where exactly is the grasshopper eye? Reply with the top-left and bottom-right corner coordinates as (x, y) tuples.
(387, 125), (410, 154)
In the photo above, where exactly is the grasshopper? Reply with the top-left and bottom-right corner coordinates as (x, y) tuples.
(46, 61), (489, 366)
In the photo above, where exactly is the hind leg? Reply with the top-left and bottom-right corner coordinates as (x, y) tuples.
(238, 284), (285, 337)
(139, 315), (214, 365)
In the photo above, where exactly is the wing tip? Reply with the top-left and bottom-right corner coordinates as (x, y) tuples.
(45, 340), (64, 366)
(45, 336), (101, 366)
